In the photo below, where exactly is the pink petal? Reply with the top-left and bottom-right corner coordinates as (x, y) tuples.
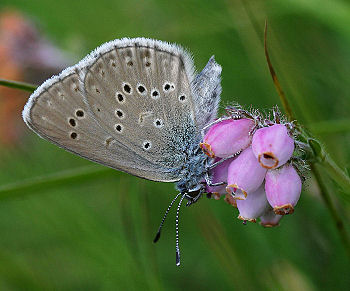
(252, 124), (294, 169)
(200, 118), (254, 158)
(265, 164), (302, 215)
(236, 184), (270, 223)
(226, 147), (267, 200)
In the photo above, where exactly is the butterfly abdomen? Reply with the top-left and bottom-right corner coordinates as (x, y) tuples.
(175, 143), (207, 193)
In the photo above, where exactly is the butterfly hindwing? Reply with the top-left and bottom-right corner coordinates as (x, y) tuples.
(192, 56), (222, 131)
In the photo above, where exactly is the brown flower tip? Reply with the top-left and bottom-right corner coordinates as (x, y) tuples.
(238, 215), (256, 223)
(260, 221), (280, 228)
(224, 194), (237, 207)
(213, 192), (221, 200)
(258, 152), (279, 169)
(226, 184), (247, 200)
(274, 204), (294, 215)
(199, 142), (215, 158)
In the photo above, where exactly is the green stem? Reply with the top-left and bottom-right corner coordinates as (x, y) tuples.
(263, 21), (350, 193)
(0, 78), (37, 93)
(0, 165), (114, 200)
(310, 163), (350, 259)
(263, 20), (350, 254)
(264, 21), (296, 122)
(321, 155), (350, 192)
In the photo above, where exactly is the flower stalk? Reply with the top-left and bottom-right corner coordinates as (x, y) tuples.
(0, 78), (37, 93)
(264, 20), (350, 256)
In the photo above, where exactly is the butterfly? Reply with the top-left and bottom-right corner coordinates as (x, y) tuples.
(22, 38), (223, 265)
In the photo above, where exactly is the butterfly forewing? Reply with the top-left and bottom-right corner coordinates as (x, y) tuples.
(23, 70), (179, 182)
(23, 38), (203, 182)
(83, 39), (198, 169)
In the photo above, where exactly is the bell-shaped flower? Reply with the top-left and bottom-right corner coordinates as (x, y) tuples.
(226, 147), (267, 200)
(252, 124), (294, 169)
(236, 184), (270, 223)
(200, 118), (254, 158)
(205, 158), (235, 199)
(259, 208), (282, 227)
(265, 164), (302, 215)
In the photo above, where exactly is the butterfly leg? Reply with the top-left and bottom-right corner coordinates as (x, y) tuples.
(204, 170), (226, 187)
(207, 151), (242, 170)
(185, 192), (202, 207)
(200, 116), (232, 139)
(202, 158), (226, 188)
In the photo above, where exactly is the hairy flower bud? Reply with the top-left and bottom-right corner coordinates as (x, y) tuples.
(259, 208), (282, 227)
(226, 147), (267, 200)
(252, 124), (294, 169)
(265, 164), (302, 215)
(200, 118), (254, 158)
(236, 184), (270, 223)
(206, 158), (234, 199)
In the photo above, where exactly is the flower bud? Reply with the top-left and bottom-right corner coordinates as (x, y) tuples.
(252, 124), (294, 169)
(206, 158), (234, 199)
(236, 184), (270, 223)
(265, 164), (302, 215)
(226, 147), (267, 200)
(200, 118), (254, 158)
(259, 208), (282, 227)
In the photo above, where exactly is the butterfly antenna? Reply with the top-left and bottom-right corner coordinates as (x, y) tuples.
(175, 193), (186, 266)
(153, 192), (182, 243)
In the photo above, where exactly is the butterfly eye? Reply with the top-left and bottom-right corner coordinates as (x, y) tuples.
(179, 94), (186, 102)
(154, 118), (164, 128)
(151, 89), (160, 100)
(115, 124), (123, 133)
(137, 84), (147, 95)
(70, 132), (78, 139)
(163, 82), (175, 92)
(115, 109), (124, 119)
(76, 110), (85, 118)
(123, 83), (132, 94)
(116, 92), (125, 103)
(142, 140), (152, 150)
(164, 83), (170, 91)
(69, 118), (76, 127)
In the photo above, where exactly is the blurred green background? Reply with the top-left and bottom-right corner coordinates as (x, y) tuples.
(0, 0), (349, 290)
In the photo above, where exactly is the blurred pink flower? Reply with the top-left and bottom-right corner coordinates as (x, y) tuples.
(259, 208), (282, 227)
(0, 9), (70, 146)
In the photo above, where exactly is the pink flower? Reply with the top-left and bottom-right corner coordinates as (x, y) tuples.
(252, 124), (294, 169)
(206, 158), (234, 199)
(226, 147), (267, 200)
(236, 184), (270, 223)
(259, 208), (282, 227)
(265, 164), (302, 215)
(200, 118), (254, 158)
